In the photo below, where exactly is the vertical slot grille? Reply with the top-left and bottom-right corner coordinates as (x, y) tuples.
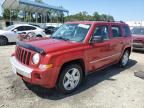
(16, 47), (31, 65)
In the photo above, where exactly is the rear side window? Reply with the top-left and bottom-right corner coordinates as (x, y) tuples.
(123, 25), (131, 37)
(111, 26), (122, 38)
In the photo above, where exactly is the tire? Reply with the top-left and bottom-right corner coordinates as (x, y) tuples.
(119, 50), (130, 68)
(57, 64), (83, 94)
(0, 36), (8, 46)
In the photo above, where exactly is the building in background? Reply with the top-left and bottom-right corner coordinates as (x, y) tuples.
(126, 21), (144, 29)
(1, 0), (69, 28)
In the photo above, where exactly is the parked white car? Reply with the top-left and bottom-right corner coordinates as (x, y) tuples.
(0, 24), (46, 45)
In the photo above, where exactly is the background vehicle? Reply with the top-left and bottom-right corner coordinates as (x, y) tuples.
(131, 27), (144, 50)
(45, 26), (60, 35)
(10, 21), (132, 94)
(0, 24), (46, 45)
(45, 26), (56, 35)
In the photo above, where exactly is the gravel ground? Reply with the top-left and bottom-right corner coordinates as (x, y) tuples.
(0, 44), (144, 108)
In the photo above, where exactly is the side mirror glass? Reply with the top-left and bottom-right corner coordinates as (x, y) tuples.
(90, 36), (103, 43)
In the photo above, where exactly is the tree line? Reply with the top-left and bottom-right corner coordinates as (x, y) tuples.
(65, 11), (114, 22)
(0, 10), (114, 22)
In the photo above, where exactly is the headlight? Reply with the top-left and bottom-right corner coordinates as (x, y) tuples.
(32, 53), (40, 64)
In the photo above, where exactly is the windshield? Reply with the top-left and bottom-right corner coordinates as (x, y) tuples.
(131, 28), (144, 35)
(4, 25), (15, 31)
(51, 24), (91, 42)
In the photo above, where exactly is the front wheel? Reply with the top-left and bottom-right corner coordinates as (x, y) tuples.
(57, 64), (83, 94)
(119, 50), (130, 68)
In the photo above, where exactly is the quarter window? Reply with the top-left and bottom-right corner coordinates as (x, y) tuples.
(123, 26), (131, 37)
(111, 26), (122, 38)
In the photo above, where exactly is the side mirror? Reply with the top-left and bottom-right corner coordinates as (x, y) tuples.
(90, 36), (103, 43)
(13, 29), (18, 33)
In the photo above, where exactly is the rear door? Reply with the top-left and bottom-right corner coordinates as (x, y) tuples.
(109, 24), (124, 60)
(24, 26), (37, 33)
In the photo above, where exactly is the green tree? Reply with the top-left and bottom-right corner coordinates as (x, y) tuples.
(11, 10), (19, 20)
(106, 15), (114, 21)
(0, 16), (3, 20)
(100, 14), (114, 21)
(64, 11), (114, 22)
(3, 9), (10, 20)
(2, 9), (19, 20)
(100, 14), (107, 21)
(93, 12), (100, 21)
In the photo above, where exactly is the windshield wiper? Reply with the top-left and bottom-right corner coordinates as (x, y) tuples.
(52, 37), (70, 41)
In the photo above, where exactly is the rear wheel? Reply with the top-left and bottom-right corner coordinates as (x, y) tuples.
(57, 64), (83, 94)
(0, 36), (8, 46)
(119, 50), (130, 67)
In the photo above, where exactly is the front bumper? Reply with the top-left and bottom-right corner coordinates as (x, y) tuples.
(10, 56), (33, 78)
(133, 42), (144, 50)
(10, 56), (60, 88)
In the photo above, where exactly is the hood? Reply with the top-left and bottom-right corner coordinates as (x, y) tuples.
(0, 30), (7, 34)
(132, 34), (144, 41)
(23, 38), (82, 53)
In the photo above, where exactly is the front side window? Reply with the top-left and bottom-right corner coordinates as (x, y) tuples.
(111, 26), (122, 38)
(52, 24), (91, 42)
(93, 25), (110, 40)
(15, 26), (24, 31)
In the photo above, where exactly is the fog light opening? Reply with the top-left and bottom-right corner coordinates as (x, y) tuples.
(34, 73), (41, 79)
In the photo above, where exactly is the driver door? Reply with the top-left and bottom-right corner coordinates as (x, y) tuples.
(86, 24), (116, 72)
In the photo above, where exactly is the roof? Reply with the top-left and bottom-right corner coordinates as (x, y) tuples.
(66, 21), (127, 25)
(9, 24), (41, 29)
(2, 0), (69, 13)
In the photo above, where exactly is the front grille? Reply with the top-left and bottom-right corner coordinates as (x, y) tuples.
(133, 42), (144, 48)
(16, 47), (31, 65)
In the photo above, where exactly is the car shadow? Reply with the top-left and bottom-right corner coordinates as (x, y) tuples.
(7, 42), (16, 46)
(0, 42), (16, 47)
(24, 59), (137, 100)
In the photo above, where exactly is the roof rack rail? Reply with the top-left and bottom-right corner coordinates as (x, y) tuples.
(119, 21), (125, 23)
(107, 20), (125, 23)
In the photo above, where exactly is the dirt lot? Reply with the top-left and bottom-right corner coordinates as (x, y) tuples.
(0, 44), (144, 108)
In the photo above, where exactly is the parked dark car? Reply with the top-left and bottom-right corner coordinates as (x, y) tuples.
(131, 27), (144, 51)
(45, 26), (56, 35)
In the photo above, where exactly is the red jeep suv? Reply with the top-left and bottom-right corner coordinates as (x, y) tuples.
(10, 21), (132, 94)
(131, 27), (144, 51)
